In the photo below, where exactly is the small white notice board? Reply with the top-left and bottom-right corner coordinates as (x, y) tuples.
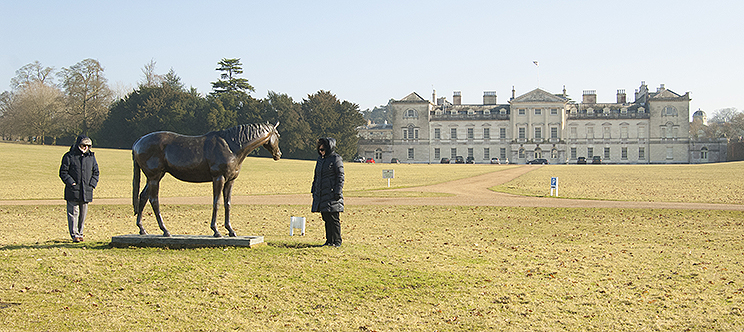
(383, 169), (394, 187)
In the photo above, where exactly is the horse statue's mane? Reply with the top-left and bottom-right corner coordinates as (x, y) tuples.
(214, 123), (274, 152)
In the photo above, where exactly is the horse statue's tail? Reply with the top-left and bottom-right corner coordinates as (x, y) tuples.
(133, 155), (141, 215)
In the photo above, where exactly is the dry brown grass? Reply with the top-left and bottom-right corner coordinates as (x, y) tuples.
(0, 204), (742, 331)
(0, 142), (499, 200)
(1, 142), (743, 331)
(492, 162), (744, 204)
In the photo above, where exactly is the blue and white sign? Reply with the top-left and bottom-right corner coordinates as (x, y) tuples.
(550, 177), (558, 196)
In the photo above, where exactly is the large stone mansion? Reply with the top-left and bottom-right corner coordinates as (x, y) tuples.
(357, 81), (726, 164)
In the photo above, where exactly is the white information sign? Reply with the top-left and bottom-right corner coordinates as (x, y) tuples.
(383, 169), (394, 187)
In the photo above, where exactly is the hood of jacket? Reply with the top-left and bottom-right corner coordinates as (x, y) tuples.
(317, 137), (337, 156)
(70, 135), (93, 154)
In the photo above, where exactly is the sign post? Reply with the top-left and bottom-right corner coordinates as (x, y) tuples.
(550, 177), (558, 196)
(382, 169), (394, 187)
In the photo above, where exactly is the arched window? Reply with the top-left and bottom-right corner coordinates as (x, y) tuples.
(663, 106), (678, 117)
(551, 148), (558, 159)
(375, 148), (382, 160)
(701, 147), (709, 160)
(534, 148), (542, 159)
(518, 147), (525, 159)
(404, 109), (418, 118)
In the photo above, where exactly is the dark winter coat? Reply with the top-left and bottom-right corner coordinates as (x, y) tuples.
(59, 135), (99, 202)
(311, 137), (344, 213)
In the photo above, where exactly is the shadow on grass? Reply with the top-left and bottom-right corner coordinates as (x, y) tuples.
(267, 241), (326, 249)
(1, 239), (329, 251)
(0, 301), (21, 309)
(0, 239), (112, 251)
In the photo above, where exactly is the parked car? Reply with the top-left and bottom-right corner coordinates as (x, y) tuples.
(365, 158), (375, 163)
(466, 156), (475, 164)
(528, 158), (548, 165)
(454, 156), (465, 164)
(440, 157), (450, 164)
(490, 157), (501, 164)
(577, 157), (587, 164)
(592, 156), (602, 164)
(353, 156), (365, 163)
(390, 158), (400, 163)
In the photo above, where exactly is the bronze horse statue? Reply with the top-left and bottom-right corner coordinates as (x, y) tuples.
(132, 122), (281, 237)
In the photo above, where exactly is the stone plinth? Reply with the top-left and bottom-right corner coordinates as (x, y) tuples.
(111, 234), (264, 248)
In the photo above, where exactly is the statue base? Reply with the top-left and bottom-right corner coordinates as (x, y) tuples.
(110, 234), (264, 249)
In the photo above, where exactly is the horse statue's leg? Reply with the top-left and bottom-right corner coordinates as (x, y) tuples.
(135, 183), (150, 235)
(211, 175), (225, 237)
(223, 179), (236, 237)
(147, 177), (171, 237)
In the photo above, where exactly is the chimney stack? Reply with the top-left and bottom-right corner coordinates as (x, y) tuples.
(432, 89), (436, 104)
(616, 89), (626, 104)
(483, 91), (497, 105)
(582, 90), (596, 104)
(453, 91), (462, 105)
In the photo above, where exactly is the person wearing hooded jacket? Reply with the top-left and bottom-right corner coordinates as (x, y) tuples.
(59, 135), (99, 243)
(311, 137), (344, 247)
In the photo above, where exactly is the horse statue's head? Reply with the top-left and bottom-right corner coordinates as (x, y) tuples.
(263, 122), (282, 161)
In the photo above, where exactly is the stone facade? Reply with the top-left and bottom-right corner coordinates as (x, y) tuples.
(358, 82), (725, 164)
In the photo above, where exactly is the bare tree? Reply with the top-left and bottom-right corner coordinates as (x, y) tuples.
(0, 91), (18, 140)
(59, 59), (113, 136)
(709, 107), (740, 123)
(706, 108), (744, 139)
(140, 59), (163, 88)
(14, 82), (64, 144)
(10, 61), (55, 91)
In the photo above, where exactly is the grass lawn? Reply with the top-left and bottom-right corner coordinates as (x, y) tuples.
(492, 163), (744, 205)
(0, 142), (502, 200)
(1, 204), (742, 331)
(0, 142), (742, 331)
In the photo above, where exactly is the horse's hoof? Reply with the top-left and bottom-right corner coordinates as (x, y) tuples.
(163, 232), (171, 237)
(213, 233), (222, 238)
(228, 232), (237, 237)
(139, 231), (147, 235)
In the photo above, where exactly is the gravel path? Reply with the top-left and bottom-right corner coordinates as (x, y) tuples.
(3, 166), (742, 210)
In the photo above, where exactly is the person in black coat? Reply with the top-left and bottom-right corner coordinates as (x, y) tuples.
(59, 135), (99, 242)
(311, 137), (344, 247)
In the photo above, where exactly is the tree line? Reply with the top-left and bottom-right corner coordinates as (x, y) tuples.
(0, 58), (365, 160)
(690, 107), (744, 141)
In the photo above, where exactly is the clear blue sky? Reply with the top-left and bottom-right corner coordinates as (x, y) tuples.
(2, 0), (743, 119)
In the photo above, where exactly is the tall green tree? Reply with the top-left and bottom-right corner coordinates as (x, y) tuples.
(58, 58), (113, 136)
(211, 58), (254, 95)
(361, 104), (392, 124)
(199, 95), (237, 133)
(301, 90), (365, 160)
(99, 85), (206, 148)
(264, 91), (313, 158)
(162, 68), (185, 92)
